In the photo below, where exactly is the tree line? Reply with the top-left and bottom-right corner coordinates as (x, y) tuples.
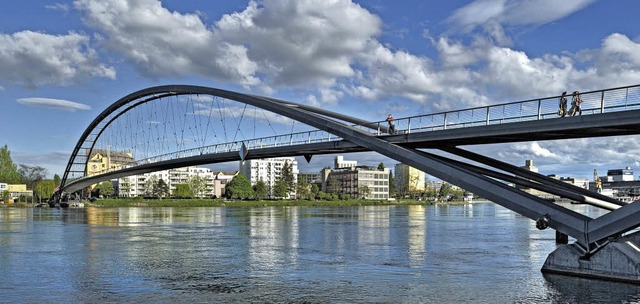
(0, 145), (59, 203)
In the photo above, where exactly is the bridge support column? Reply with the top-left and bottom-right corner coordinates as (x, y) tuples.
(555, 231), (568, 244)
(542, 232), (640, 283)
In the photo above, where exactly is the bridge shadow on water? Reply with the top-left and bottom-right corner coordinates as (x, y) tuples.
(542, 273), (640, 303)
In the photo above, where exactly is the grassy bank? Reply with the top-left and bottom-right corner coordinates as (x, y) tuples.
(85, 198), (470, 208)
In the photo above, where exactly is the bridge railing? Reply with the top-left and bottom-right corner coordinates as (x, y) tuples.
(87, 84), (640, 174)
(135, 129), (343, 164)
(362, 84), (640, 135)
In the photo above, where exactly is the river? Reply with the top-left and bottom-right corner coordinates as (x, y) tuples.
(1, 202), (640, 303)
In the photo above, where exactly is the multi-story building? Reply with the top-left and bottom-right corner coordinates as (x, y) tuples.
(560, 177), (589, 189)
(334, 156), (357, 169)
(87, 149), (134, 176)
(239, 157), (298, 198)
(116, 166), (216, 198)
(590, 167), (640, 202)
(0, 183), (32, 199)
(298, 172), (321, 185)
(604, 167), (634, 182)
(212, 171), (238, 198)
(517, 159), (545, 196)
(394, 163), (425, 195)
(321, 163), (390, 199)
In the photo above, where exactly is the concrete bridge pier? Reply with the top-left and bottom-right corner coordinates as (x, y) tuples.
(542, 232), (640, 283)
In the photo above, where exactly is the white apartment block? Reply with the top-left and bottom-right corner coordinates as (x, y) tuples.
(334, 156), (357, 169)
(116, 166), (217, 198)
(239, 157), (299, 198)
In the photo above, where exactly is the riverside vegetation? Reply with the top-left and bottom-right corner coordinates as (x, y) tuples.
(83, 197), (473, 208)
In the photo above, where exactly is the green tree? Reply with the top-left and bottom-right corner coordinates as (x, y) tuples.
(173, 184), (193, 198)
(97, 181), (114, 198)
(296, 178), (310, 200)
(281, 160), (294, 194)
(18, 164), (48, 189)
(144, 175), (159, 197)
(359, 185), (371, 199)
(310, 183), (320, 199)
(188, 176), (207, 198)
(0, 145), (21, 183)
(389, 171), (396, 197)
(225, 174), (253, 199)
(253, 180), (267, 199)
(378, 162), (385, 170)
(273, 179), (288, 198)
(157, 178), (169, 199)
(327, 176), (340, 194)
(2, 190), (11, 202)
(34, 180), (56, 202)
(53, 174), (61, 186)
(438, 183), (453, 200)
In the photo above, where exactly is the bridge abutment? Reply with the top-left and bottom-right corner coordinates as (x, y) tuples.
(542, 232), (640, 283)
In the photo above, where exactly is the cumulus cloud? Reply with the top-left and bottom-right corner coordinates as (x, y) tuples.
(499, 142), (559, 161)
(0, 31), (115, 87)
(65, 0), (640, 114)
(215, 0), (381, 88)
(74, 0), (259, 86)
(17, 97), (92, 111)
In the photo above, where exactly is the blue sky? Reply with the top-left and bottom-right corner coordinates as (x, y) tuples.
(2, 0), (640, 180)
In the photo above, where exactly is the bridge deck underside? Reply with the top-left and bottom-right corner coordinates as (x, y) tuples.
(65, 109), (640, 195)
(61, 86), (640, 255)
(398, 109), (640, 148)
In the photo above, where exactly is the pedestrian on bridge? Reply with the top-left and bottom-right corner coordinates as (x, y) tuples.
(558, 91), (568, 117)
(570, 91), (583, 116)
(386, 114), (396, 134)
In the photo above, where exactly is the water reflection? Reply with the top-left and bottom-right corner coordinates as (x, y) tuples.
(407, 205), (426, 267)
(543, 273), (640, 303)
(1, 203), (638, 303)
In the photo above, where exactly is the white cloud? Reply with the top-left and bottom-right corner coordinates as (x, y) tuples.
(65, 1), (640, 116)
(46, 3), (71, 12)
(17, 97), (92, 111)
(74, 0), (259, 86)
(0, 31), (115, 87)
(448, 0), (597, 32)
(214, 0), (381, 87)
(500, 142), (559, 160)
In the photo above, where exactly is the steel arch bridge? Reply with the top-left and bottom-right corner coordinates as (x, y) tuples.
(57, 84), (640, 282)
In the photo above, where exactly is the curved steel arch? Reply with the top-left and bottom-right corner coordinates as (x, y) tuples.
(56, 84), (640, 282)
(59, 85), (592, 244)
(59, 85), (389, 196)
(59, 84), (640, 254)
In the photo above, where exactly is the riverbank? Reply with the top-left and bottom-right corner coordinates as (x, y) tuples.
(0, 198), (475, 208)
(84, 198), (474, 208)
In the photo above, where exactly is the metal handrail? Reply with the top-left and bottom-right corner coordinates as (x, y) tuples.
(85, 83), (640, 175)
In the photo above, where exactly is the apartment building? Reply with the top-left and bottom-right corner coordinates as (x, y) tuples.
(116, 166), (219, 198)
(394, 163), (425, 194)
(239, 157), (298, 198)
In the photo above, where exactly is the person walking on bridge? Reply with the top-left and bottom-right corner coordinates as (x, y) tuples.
(570, 91), (583, 116)
(558, 91), (568, 117)
(386, 114), (396, 134)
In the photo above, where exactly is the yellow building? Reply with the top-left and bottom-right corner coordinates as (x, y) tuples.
(0, 183), (33, 199)
(395, 163), (426, 195)
(86, 149), (134, 176)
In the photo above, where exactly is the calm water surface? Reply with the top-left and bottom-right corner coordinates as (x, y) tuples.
(1, 202), (640, 303)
